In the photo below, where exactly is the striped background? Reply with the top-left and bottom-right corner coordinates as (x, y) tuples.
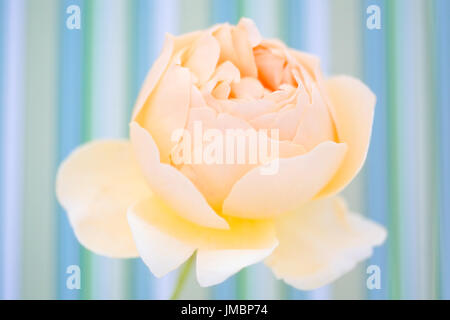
(0, 0), (449, 299)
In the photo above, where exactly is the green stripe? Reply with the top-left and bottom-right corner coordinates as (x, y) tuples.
(424, 0), (440, 299)
(386, 0), (401, 299)
(180, 0), (211, 32)
(123, 0), (135, 300)
(428, 0), (441, 299)
(80, 0), (94, 300)
(22, 0), (59, 299)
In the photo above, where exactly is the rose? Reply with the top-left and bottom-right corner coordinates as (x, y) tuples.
(56, 18), (386, 290)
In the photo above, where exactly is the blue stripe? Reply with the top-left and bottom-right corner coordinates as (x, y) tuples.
(1, 0), (25, 299)
(212, 0), (239, 24)
(436, 0), (450, 300)
(363, 0), (389, 300)
(57, 0), (84, 299)
(0, 0), (5, 297)
(285, 0), (304, 51)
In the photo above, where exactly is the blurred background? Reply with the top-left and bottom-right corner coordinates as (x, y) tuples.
(0, 0), (449, 299)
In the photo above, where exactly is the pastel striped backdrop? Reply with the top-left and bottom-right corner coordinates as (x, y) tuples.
(0, 0), (449, 300)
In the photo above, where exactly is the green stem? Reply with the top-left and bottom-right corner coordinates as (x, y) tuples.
(170, 255), (194, 300)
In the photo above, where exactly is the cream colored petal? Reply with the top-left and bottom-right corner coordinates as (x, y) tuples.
(190, 85), (207, 108)
(222, 141), (347, 219)
(179, 107), (306, 210)
(265, 197), (386, 290)
(135, 63), (191, 163)
(214, 25), (238, 66)
(230, 77), (264, 99)
(250, 106), (300, 141)
(210, 97), (279, 121)
(250, 89), (309, 141)
(254, 47), (285, 91)
(231, 22), (258, 78)
(132, 34), (174, 119)
(130, 121), (229, 229)
(213, 20), (259, 78)
(316, 76), (375, 198)
(196, 245), (277, 287)
(184, 34), (220, 85)
(127, 194), (278, 279)
(132, 31), (202, 120)
(127, 204), (195, 277)
(211, 81), (231, 99)
(181, 109), (258, 209)
(56, 140), (151, 258)
(202, 61), (241, 94)
(293, 85), (337, 150)
(237, 18), (262, 48)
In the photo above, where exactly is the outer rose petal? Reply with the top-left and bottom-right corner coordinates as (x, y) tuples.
(316, 76), (375, 198)
(130, 121), (228, 229)
(56, 140), (151, 258)
(127, 204), (196, 278)
(132, 31), (201, 119)
(132, 34), (174, 119)
(196, 246), (277, 287)
(135, 63), (191, 163)
(265, 197), (386, 290)
(222, 141), (347, 219)
(127, 194), (278, 280)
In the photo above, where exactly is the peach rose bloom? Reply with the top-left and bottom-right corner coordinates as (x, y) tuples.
(56, 18), (386, 290)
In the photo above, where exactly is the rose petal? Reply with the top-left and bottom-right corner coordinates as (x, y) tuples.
(237, 18), (262, 48)
(127, 194), (278, 279)
(214, 25), (238, 66)
(265, 197), (386, 290)
(316, 76), (375, 197)
(196, 245), (277, 287)
(184, 34), (220, 85)
(135, 63), (191, 163)
(212, 20), (259, 78)
(179, 108), (306, 209)
(254, 46), (285, 91)
(56, 140), (151, 258)
(222, 141), (347, 219)
(230, 77), (264, 99)
(127, 201), (196, 277)
(202, 61), (241, 94)
(231, 22), (258, 78)
(211, 81), (231, 99)
(131, 34), (175, 119)
(293, 85), (337, 150)
(250, 89), (309, 141)
(180, 108), (258, 209)
(210, 97), (279, 121)
(190, 85), (207, 108)
(130, 121), (229, 229)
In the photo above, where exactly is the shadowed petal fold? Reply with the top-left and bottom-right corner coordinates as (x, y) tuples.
(317, 76), (376, 198)
(222, 141), (347, 219)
